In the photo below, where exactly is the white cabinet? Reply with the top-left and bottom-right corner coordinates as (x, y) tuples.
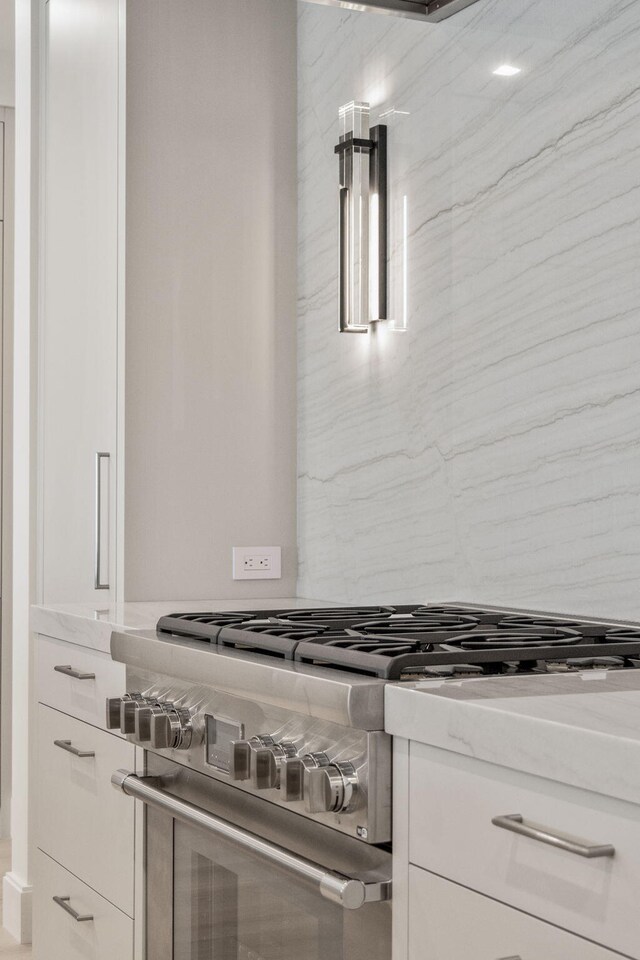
(36, 703), (135, 916)
(39, 0), (298, 605)
(408, 743), (640, 958)
(42, 0), (119, 603)
(408, 867), (620, 960)
(33, 632), (135, 960)
(34, 851), (133, 960)
(35, 634), (125, 732)
(393, 736), (640, 960)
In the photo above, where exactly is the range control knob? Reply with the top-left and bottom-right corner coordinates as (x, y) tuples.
(105, 696), (124, 730)
(282, 753), (330, 802)
(304, 761), (358, 814)
(106, 693), (145, 734)
(149, 704), (193, 751)
(229, 736), (275, 782)
(251, 741), (297, 790)
(134, 700), (173, 743)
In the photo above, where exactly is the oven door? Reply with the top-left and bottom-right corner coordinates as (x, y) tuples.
(115, 755), (392, 960)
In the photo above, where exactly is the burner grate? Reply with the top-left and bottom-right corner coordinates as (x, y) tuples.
(156, 612), (257, 641)
(155, 605), (640, 679)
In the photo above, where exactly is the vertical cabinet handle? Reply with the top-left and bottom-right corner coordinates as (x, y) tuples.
(52, 896), (94, 922)
(94, 451), (110, 590)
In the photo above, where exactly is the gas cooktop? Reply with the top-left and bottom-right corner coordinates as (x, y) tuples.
(156, 604), (640, 681)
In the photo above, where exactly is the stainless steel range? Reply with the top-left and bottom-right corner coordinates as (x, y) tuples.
(108, 602), (640, 959)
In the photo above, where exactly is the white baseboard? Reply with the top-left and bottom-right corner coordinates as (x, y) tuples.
(2, 871), (32, 944)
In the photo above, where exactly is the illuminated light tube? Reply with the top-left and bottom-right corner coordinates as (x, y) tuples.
(336, 101), (388, 333)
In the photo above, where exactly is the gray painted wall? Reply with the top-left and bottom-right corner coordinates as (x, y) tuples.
(0, 0), (14, 107)
(125, 0), (298, 599)
(297, 0), (640, 618)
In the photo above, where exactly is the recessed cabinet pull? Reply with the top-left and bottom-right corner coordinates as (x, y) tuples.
(491, 814), (615, 859)
(54, 664), (96, 681)
(54, 739), (96, 759)
(94, 451), (110, 591)
(52, 896), (94, 922)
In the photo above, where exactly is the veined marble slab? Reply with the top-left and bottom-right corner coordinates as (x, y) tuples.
(30, 598), (332, 654)
(297, 0), (640, 618)
(386, 671), (640, 804)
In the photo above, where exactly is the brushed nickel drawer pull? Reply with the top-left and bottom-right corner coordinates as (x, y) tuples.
(497, 956), (522, 959)
(54, 739), (96, 759)
(492, 814), (615, 859)
(52, 896), (94, 922)
(54, 664), (96, 681)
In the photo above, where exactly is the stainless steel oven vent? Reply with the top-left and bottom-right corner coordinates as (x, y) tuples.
(302, 0), (481, 22)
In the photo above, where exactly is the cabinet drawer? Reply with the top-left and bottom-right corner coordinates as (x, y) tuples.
(409, 743), (640, 957)
(409, 867), (620, 960)
(36, 634), (125, 731)
(36, 704), (135, 916)
(34, 850), (133, 960)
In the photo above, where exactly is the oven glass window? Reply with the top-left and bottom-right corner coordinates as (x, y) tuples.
(173, 822), (346, 960)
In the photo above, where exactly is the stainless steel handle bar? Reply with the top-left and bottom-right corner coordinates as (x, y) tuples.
(54, 739), (96, 758)
(112, 770), (391, 910)
(52, 896), (94, 922)
(491, 813), (615, 859)
(54, 664), (96, 680)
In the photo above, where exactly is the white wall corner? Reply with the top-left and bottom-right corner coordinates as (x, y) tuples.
(2, 871), (33, 944)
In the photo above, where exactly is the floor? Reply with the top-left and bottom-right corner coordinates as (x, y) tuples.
(0, 842), (31, 957)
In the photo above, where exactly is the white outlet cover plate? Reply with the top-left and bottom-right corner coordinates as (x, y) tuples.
(232, 546), (282, 580)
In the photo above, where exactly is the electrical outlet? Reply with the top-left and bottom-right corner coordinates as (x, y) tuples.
(232, 546), (281, 580)
(244, 555), (271, 572)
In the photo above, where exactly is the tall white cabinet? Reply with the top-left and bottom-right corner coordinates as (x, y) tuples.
(40, 0), (298, 605)
(42, 0), (120, 603)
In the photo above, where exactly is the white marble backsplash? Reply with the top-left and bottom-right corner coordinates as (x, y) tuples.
(296, 0), (640, 619)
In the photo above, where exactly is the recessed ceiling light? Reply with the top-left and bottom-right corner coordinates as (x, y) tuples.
(493, 64), (521, 77)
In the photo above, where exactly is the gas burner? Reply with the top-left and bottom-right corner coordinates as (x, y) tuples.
(498, 615), (608, 637)
(539, 657), (626, 673)
(277, 606), (399, 623)
(416, 664), (486, 679)
(440, 628), (582, 650)
(413, 605), (498, 624)
(352, 614), (479, 636)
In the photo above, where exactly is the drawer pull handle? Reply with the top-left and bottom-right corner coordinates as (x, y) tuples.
(54, 665), (96, 681)
(54, 739), (96, 759)
(491, 814), (615, 859)
(52, 896), (94, 923)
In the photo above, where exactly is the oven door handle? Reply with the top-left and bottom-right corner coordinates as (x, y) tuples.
(112, 770), (391, 909)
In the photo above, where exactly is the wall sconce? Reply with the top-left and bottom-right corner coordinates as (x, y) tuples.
(335, 101), (387, 333)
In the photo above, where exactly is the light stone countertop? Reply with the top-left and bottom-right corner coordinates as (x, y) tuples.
(31, 598), (331, 655)
(386, 671), (640, 806)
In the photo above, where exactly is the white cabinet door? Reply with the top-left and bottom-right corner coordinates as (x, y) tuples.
(408, 743), (640, 957)
(35, 634), (126, 733)
(408, 867), (621, 960)
(34, 850), (133, 960)
(42, 0), (120, 602)
(36, 704), (135, 916)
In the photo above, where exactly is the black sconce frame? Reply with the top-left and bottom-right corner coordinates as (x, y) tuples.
(335, 124), (388, 333)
